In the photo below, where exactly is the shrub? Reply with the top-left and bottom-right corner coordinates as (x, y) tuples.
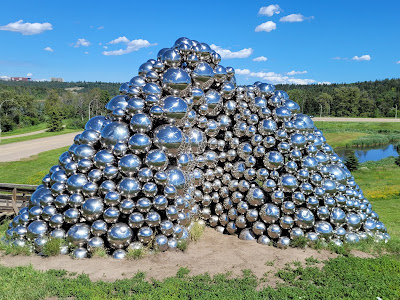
(126, 248), (147, 260)
(395, 155), (400, 167)
(190, 222), (205, 242)
(42, 238), (64, 257)
(91, 247), (108, 258)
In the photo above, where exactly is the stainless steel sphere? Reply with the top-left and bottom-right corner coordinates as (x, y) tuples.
(67, 223), (91, 247)
(107, 223), (133, 249)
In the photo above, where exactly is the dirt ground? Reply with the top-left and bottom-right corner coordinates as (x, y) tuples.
(0, 228), (373, 284)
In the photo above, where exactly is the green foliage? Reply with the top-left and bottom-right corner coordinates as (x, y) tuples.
(189, 221), (205, 242)
(305, 257), (320, 265)
(126, 248), (147, 260)
(176, 267), (190, 278)
(42, 238), (64, 257)
(91, 247), (108, 258)
(177, 240), (188, 252)
(45, 90), (64, 132)
(290, 236), (308, 249)
(345, 151), (360, 171)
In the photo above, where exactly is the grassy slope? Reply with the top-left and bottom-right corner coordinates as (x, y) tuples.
(2, 123), (47, 137)
(0, 147), (68, 184)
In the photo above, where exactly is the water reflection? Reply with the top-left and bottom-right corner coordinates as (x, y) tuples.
(336, 144), (399, 163)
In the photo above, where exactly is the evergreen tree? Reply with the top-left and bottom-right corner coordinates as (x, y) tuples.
(345, 151), (359, 171)
(45, 90), (64, 132)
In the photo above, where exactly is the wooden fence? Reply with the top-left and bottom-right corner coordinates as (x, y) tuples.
(0, 183), (37, 217)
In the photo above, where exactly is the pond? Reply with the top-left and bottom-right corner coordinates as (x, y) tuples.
(336, 144), (399, 163)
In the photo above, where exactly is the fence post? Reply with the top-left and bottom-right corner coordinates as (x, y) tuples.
(12, 187), (19, 214)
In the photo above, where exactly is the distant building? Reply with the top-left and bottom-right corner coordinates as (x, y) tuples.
(10, 77), (31, 82)
(51, 77), (64, 82)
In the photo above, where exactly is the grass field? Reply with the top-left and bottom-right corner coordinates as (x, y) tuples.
(0, 147), (68, 184)
(314, 121), (400, 148)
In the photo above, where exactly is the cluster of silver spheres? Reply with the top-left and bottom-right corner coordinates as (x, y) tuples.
(3, 37), (390, 259)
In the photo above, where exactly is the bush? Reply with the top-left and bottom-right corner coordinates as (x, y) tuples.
(42, 238), (64, 256)
(126, 248), (147, 260)
(345, 151), (359, 171)
(65, 118), (86, 130)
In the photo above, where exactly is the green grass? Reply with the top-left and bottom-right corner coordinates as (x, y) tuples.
(189, 221), (205, 242)
(315, 121), (400, 148)
(42, 238), (64, 257)
(2, 123), (47, 137)
(91, 247), (108, 258)
(0, 128), (80, 145)
(0, 256), (399, 299)
(0, 146), (68, 184)
(314, 121), (400, 133)
(352, 157), (400, 240)
(126, 248), (147, 260)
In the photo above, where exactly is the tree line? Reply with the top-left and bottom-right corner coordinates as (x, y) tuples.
(0, 78), (399, 132)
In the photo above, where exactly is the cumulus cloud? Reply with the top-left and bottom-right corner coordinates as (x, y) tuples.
(210, 44), (253, 59)
(253, 56), (268, 62)
(255, 21), (277, 33)
(287, 70), (307, 75)
(318, 81), (332, 85)
(0, 20), (52, 35)
(84, 51), (89, 54)
(97, 26), (104, 30)
(352, 55), (371, 61)
(235, 68), (316, 85)
(44, 46), (54, 52)
(280, 14), (314, 22)
(397, 61), (400, 64)
(108, 36), (130, 44)
(27, 73), (32, 77)
(74, 38), (91, 47)
(103, 37), (157, 56)
(258, 4), (281, 17)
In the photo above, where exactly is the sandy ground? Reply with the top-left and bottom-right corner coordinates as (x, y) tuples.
(0, 132), (77, 162)
(0, 228), (372, 284)
(313, 117), (400, 122)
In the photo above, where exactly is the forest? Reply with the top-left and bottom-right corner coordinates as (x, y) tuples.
(0, 77), (399, 132)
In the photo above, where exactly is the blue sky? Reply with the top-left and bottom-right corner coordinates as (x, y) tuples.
(0, 0), (399, 85)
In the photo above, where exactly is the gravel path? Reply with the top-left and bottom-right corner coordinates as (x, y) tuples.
(0, 132), (77, 162)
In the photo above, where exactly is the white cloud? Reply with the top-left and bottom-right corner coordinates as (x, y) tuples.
(74, 38), (91, 47)
(332, 56), (344, 60)
(97, 26), (104, 30)
(258, 4), (281, 17)
(103, 46), (108, 49)
(210, 44), (253, 59)
(253, 56), (268, 62)
(255, 21), (277, 33)
(108, 36), (130, 44)
(27, 73), (32, 77)
(397, 61), (400, 64)
(103, 37), (157, 56)
(84, 51), (89, 54)
(235, 68), (316, 85)
(44, 46), (54, 52)
(352, 55), (371, 61)
(280, 14), (314, 22)
(318, 81), (332, 85)
(287, 70), (307, 75)
(0, 20), (52, 35)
